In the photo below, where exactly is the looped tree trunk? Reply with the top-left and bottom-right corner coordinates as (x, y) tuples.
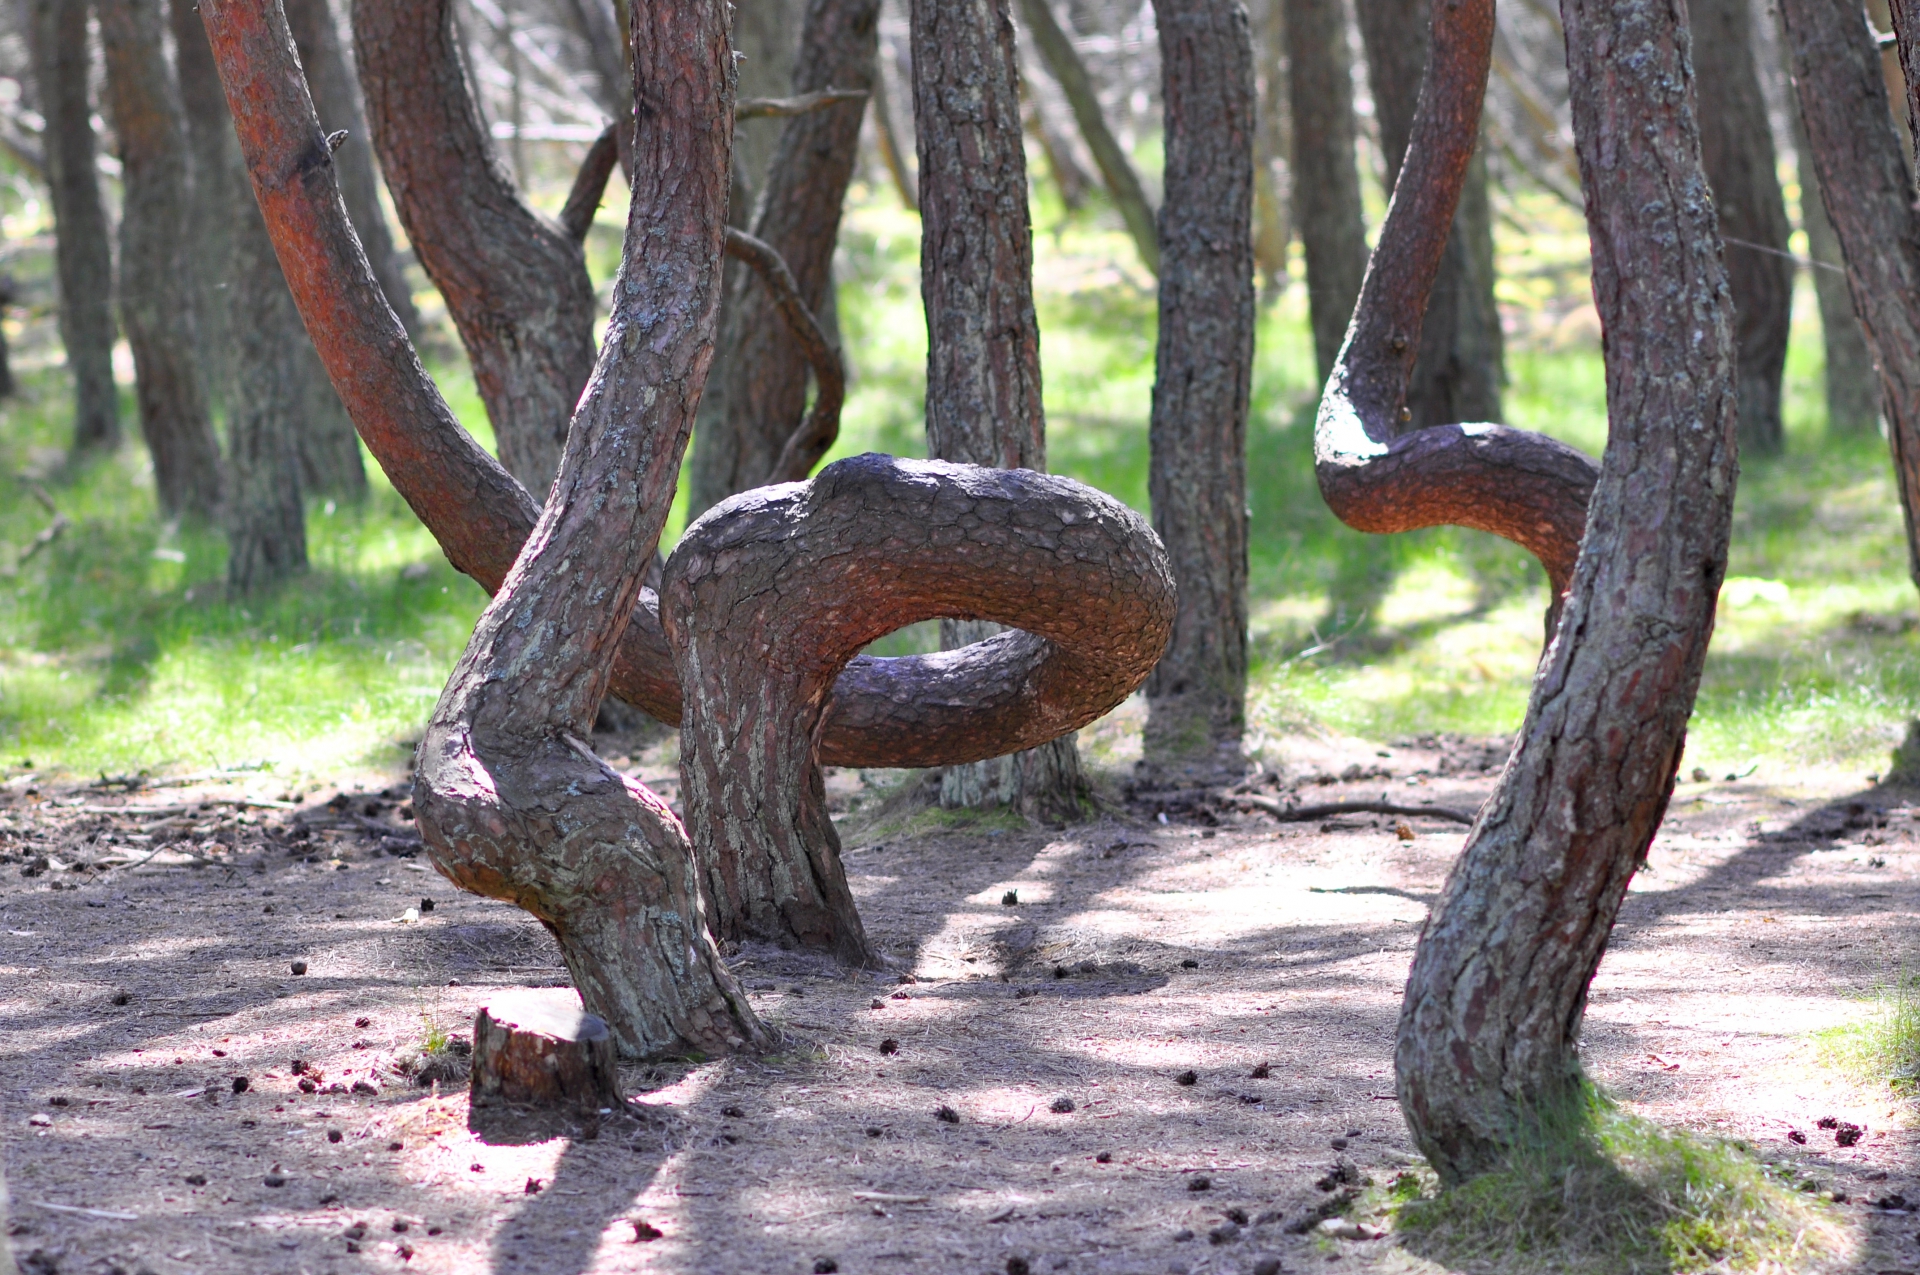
(1313, 0), (1596, 608)
(664, 454), (1176, 963)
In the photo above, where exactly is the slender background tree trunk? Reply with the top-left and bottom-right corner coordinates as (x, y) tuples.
(1396, 0), (1737, 1184)
(225, 195), (309, 594)
(169, 0), (238, 410)
(26, 0), (119, 453)
(1250, 0), (1291, 297)
(1357, 0), (1504, 428)
(687, 0), (876, 519)
(913, 0), (1086, 822)
(1690, 0), (1793, 456)
(1142, 0), (1252, 782)
(1284, 0), (1366, 383)
(98, 0), (223, 521)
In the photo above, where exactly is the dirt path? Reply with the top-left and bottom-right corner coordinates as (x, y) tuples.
(1, 735), (1915, 1274)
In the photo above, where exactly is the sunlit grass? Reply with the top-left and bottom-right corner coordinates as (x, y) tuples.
(1816, 973), (1920, 1094)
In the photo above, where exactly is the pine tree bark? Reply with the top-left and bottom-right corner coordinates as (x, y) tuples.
(913, 0), (1086, 821)
(1392, 0), (1737, 1184)
(1690, 0), (1793, 456)
(26, 0), (119, 453)
(1284, 0), (1367, 382)
(669, 457), (1174, 961)
(1782, 0), (1920, 589)
(1778, 20), (1878, 437)
(351, 0), (595, 497)
(283, 0), (419, 343)
(98, 0), (223, 522)
(225, 192), (308, 594)
(169, 0), (238, 408)
(1357, 0), (1504, 428)
(1141, 0), (1252, 781)
(686, 0), (876, 519)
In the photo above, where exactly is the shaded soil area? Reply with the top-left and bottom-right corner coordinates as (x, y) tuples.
(1, 731), (1917, 1274)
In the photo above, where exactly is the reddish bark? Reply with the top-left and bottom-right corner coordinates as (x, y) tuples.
(1142, 0), (1253, 780)
(99, 0), (224, 521)
(1786, 0), (1920, 585)
(1312, 0), (1595, 603)
(721, 229), (845, 485)
(1392, 0), (1737, 1182)
(667, 456), (1176, 962)
(687, 0), (876, 519)
(350, 0), (595, 497)
(28, 0), (119, 453)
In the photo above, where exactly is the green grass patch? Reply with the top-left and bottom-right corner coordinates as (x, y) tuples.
(1815, 973), (1920, 1094)
(1391, 1088), (1850, 1274)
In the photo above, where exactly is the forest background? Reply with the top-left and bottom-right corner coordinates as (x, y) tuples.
(0, 0), (1904, 795)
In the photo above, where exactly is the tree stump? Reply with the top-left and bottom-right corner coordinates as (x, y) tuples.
(471, 990), (623, 1111)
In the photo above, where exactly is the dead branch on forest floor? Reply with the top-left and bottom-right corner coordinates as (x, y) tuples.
(1233, 793), (1477, 825)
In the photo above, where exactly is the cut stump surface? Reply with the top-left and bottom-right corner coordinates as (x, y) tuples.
(471, 988), (623, 1111)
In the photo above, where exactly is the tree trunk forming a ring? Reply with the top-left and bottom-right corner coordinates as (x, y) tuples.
(202, 0), (770, 1061)
(1356, 0), (1504, 430)
(1393, 0), (1738, 1184)
(1782, 0), (1920, 590)
(686, 0), (877, 521)
(1284, 0), (1368, 385)
(912, 0), (1087, 821)
(26, 0), (120, 455)
(207, 0), (1184, 781)
(1312, 0), (1596, 611)
(350, 0), (595, 498)
(1141, 0), (1253, 783)
(666, 455), (1175, 964)
(99, 0), (224, 523)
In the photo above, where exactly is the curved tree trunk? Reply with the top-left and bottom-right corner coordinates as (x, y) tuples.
(1356, 0), (1504, 429)
(1784, 0), (1920, 589)
(1141, 0), (1253, 782)
(351, 0), (595, 497)
(1690, 0), (1793, 457)
(669, 457), (1175, 963)
(283, 0), (419, 344)
(686, 0), (876, 519)
(913, 0), (1086, 822)
(204, 0), (771, 1061)
(98, 0), (223, 522)
(1392, 0), (1737, 1184)
(1284, 0), (1366, 383)
(27, 0), (119, 454)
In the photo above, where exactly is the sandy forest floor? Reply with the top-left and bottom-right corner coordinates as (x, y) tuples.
(3, 726), (1919, 1275)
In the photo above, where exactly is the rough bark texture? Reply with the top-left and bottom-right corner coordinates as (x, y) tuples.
(99, 0), (223, 521)
(722, 228), (846, 484)
(1785, 0), (1920, 588)
(1141, 0), (1252, 781)
(351, 0), (596, 498)
(1690, 0), (1793, 456)
(26, 0), (119, 453)
(666, 456), (1175, 962)
(1313, 0), (1597, 606)
(1016, 0), (1160, 274)
(224, 168), (310, 594)
(1284, 0), (1367, 382)
(913, 0), (1086, 819)
(470, 990), (623, 1111)
(170, 0), (239, 409)
(686, 0), (876, 520)
(1357, 0), (1505, 429)
(210, 0), (1170, 781)
(283, 0), (419, 342)
(1394, 0), (1737, 1184)
(211, 0), (773, 1059)
(1780, 27), (1878, 437)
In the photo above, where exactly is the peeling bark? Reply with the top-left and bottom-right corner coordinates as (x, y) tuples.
(1394, 0), (1737, 1183)
(1785, 0), (1920, 586)
(666, 456), (1175, 961)
(351, 0), (595, 497)
(26, 0), (119, 453)
(687, 0), (876, 519)
(1312, 0), (1596, 606)
(1142, 0), (1253, 781)
(99, 0), (223, 521)
(1285, 0), (1367, 382)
